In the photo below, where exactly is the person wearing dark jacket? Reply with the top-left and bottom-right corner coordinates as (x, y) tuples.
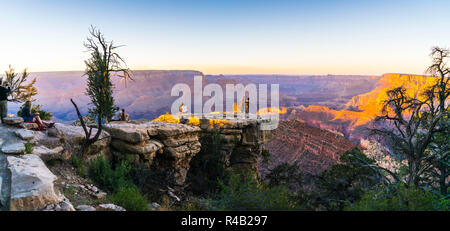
(0, 80), (11, 123)
(21, 101), (54, 131)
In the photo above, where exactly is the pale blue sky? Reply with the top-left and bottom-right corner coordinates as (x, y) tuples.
(0, 0), (449, 75)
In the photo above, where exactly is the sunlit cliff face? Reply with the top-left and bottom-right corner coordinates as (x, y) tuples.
(300, 73), (439, 127)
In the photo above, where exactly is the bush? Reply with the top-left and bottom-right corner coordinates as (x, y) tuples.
(71, 155), (87, 177)
(265, 161), (303, 191)
(213, 173), (293, 211)
(346, 184), (448, 211)
(88, 155), (149, 211)
(24, 142), (33, 154)
(110, 187), (149, 211)
(88, 155), (134, 192)
(312, 148), (381, 210)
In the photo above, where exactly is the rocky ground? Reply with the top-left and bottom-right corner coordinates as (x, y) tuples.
(0, 117), (123, 211)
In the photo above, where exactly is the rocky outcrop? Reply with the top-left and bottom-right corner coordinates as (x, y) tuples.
(7, 154), (60, 211)
(104, 120), (201, 186)
(51, 123), (111, 159)
(199, 117), (272, 174)
(187, 116), (273, 193)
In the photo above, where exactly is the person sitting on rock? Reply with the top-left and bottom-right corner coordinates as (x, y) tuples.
(111, 107), (121, 121)
(119, 108), (130, 122)
(21, 101), (54, 130)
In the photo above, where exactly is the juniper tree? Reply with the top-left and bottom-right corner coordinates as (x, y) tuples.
(370, 47), (449, 191)
(3, 65), (37, 102)
(71, 26), (131, 155)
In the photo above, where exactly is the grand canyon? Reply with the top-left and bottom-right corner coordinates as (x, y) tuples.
(5, 70), (436, 178)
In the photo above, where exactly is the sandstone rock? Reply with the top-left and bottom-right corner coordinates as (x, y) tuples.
(3, 117), (24, 126)
(104, 121), (201, 143)
(22, 122), (39, 130)
(58, 199), (75, 211)
(96, 204), (126, 211)
(47, 127), (58, 137)
(54, 123), (109, 145)
(148, 202), (161, 211)
(76, 205), (96, 211)
(54, 123), (110, 155)
(95, 192), (107, 199)
(1, 142), (25, 155)
(111, 139), (163, 154)
(103, 123), (150, 143)
(7, 154), (59, 211)
(33, 145), (64, 162)
(14, 129), (35, 140)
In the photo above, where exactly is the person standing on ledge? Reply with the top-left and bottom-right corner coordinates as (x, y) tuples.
(0, 80), (11, 123)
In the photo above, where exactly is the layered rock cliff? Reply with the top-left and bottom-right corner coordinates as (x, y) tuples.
(103, 120), (202, 186)
(262, 119), (357, 181)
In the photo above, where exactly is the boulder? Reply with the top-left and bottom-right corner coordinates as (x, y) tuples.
(54, 123), (110, 155)
(3, 117), (24, 126)
(7, 154), (59, 211)
(148, 202), (161, 211)
(111, 139), (163, 154)
(96, 204), (126, 211)
(76, 205), (96, 211)
(33, 145), (64, 162)
(1, 142), (25, 155)
(47, 127), (58, 137)
(14, 129), (35, 140)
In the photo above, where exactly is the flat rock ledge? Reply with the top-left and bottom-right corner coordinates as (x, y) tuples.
(1, 142), (25, 155)
(14, 129), (35, 140)
(3, 117), (24, 126)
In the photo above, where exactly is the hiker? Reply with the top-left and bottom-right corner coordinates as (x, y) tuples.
(119, 108), (130, 121)
(21, 101), (54, 130)
(111, 107), (121, 121)
(245, 97), (250, 114)
(179, 103), (188, 113)
(0, 80), (11, 123)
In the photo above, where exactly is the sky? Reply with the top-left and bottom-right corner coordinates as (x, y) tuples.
(0, 0), (449, 75)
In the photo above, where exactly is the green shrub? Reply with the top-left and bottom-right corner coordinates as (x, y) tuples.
(71, 155), (87, 177)
(213, 173), (293, 211)
(265, 161), (303, 191)
(110, 187), (149, 211)
(313, 148), (380, 210)
(88, 155), (134, 192)
(24, 142), (33, 154)
(346, 184), (447, 211)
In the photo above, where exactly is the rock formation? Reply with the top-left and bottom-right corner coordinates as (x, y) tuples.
(187, 116), (273, 193)
(262, 119), (357, 181)
(103, 120), (201, 186)
(7, 154), (60, 211)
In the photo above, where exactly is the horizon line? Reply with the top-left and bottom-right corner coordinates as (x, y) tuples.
(0, 69), (431, 77)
